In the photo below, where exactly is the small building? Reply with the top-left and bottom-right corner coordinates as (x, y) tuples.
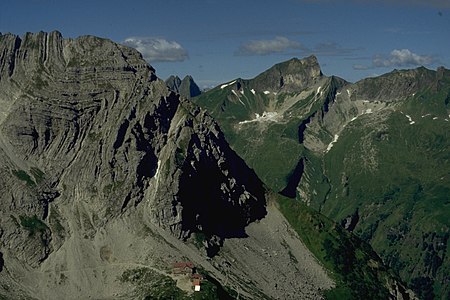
(193, 279), (201, 292)
(172, 262), (194, 275)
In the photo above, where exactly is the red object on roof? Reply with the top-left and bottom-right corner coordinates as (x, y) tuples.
(193, 279), (201, 286)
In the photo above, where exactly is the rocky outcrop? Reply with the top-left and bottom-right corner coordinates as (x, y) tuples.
(250, 55), (323, 93)
(165, 75), (182, 93)
(165, 75), (201, 99)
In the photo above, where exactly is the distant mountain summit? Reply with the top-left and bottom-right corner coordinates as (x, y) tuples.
(193, 55), (345, 191)
(250, 55), (323, 93)
(165, 75), (182, 93)
(165, 75), (201, 99)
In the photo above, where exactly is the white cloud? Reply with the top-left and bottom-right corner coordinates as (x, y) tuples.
(373, 49), (436, 67)
(123, 37), (188, 62)
(236, 36), (304, 56)
(352, 64), (371, 70)
(353, 49), (438, 70)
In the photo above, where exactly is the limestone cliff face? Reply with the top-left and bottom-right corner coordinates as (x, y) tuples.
(0, 31), (266, 272)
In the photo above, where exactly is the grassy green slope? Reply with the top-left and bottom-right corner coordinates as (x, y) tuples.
(318, 89), (450, 299)
(194, 62), (450, 299)
(194, 82), (299, 191)
(273, 193), (408, 299)
(194, 76), (342, 192)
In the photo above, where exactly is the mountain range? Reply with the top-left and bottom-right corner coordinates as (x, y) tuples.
(194, 56), (450, 300)
(0, 31), (447, 299)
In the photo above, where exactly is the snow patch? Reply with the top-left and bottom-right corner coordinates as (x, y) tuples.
(231, 90), (245, 105)
(238, 111), (278, 125)
(350, 116), (358, 122)
(336, 92), (341, 96)
(433, 117), (438, 120)
(405, 114), (415, 125)
(154, 160), (161, 179)
(264, 91), (270, 95)
(326, 134), (340, 152)
(251, 89), (256, 95)
(421, 114), (431, 118)
(362, 100), (369, 103)
(220, 80), (236, 89)
(240, 90), (245, 95)
(317, 86), (322, 95)
(346, 89), (351, 96)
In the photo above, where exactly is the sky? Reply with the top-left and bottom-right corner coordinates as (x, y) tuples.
(1, 0), (449, 88)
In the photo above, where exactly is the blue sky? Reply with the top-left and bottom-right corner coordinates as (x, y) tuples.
(1, 0), (449, 88)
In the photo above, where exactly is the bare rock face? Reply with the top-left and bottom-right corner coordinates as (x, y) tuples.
(0, 31), (266, 281)
(165, 75), (201, 99)
(250, 55), (323, 93)
(165, 75), (182, 93)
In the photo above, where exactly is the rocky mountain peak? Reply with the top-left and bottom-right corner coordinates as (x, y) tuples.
(165, 74), (201, 99)
(165, 75), (182, 92)
(250, 55), (323, 93)
(0, 31), (266, 274)
(287, 55), (321, 73)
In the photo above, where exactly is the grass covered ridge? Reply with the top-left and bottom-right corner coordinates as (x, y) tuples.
(273, 193), (405, 299)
